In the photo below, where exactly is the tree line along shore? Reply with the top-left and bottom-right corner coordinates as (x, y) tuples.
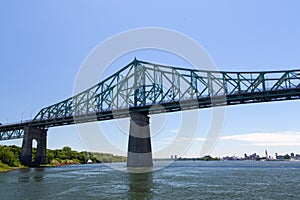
(0, 145), (126, 172)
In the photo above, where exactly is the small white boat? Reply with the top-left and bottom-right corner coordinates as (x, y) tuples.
(87, 159), (93, 164)
(86, 152), (93, 164)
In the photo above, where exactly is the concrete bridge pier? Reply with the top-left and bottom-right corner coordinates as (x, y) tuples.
(127, 111), (153, 168)
(19, 126), (47, 166)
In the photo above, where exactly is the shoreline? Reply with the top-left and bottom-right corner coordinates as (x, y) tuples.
(3, 159), (299, 173)
(0, 163), (85, 173)
(0, 161), (121, 173)
(0, 166), (27, 173)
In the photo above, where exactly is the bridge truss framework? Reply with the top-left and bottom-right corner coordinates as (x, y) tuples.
(1, 59), (300, 140)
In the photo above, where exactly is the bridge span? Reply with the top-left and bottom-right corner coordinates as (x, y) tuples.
(1, 59), (300, 166)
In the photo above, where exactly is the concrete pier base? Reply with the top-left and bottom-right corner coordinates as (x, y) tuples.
(127, 112), (153, 167)
(19, 126), (47, 166)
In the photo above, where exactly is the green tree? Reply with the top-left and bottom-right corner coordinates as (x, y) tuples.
(0, 146), (20, 167)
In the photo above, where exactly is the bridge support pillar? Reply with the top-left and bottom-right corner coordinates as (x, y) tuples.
(19, 126), (47, 166)
(127, 112), (153, 168)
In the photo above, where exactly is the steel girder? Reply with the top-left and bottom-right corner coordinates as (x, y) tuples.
(0, 129), (24, 140)
(1, 59), (300, 140)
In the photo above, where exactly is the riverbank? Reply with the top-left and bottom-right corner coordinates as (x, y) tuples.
(0, 145), (127, 172)
(0, 162), (13, 172)
(0, 161), (27, 172)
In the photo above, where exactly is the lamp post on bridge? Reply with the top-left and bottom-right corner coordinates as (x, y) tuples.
(21, 111), (25, 122)
(30, 110), (35, 119)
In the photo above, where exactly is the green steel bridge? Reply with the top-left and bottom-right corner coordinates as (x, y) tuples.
(1, 59), (300, 166)
(1, 59), (300, 141)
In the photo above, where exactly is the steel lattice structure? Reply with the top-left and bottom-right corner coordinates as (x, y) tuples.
(1, 59), (300, 140)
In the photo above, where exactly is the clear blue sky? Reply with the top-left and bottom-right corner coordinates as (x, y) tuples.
(1, 1), (300, 158)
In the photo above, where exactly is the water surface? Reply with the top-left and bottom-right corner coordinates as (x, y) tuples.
(1, 161), (299, 199)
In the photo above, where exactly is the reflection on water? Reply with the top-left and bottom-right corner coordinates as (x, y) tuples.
(34, 168), (45, 182)
(18, 168), (45, 183)
(18, 168), (31, 183)
(128, 172), (153, 199)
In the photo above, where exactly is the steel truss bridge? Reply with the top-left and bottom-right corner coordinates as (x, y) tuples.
(1, 59), (300, 140)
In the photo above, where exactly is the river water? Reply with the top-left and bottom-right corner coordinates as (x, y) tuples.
(1, 161), (300, 199)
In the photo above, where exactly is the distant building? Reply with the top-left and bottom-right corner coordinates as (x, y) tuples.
(275, 153), (290, 160)
(222, 155), (241, 161)
(221, 152), (300, 161)
(243, 153), (260, 161)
